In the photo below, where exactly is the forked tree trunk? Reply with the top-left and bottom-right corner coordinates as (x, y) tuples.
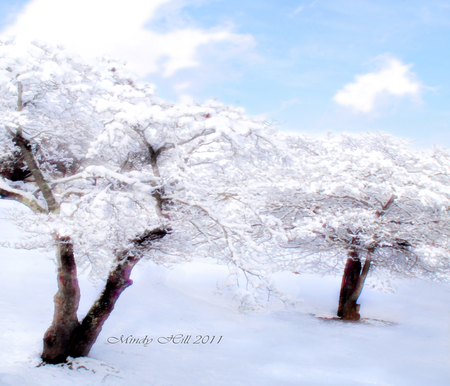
(42, 237), (81, 364)
(41, 228), (167, 364)
(337, 249), (372, 321)
(68, 254), (140, 357)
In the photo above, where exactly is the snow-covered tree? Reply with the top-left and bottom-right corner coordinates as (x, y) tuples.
(0, 41), (286, 363)
(275, 133), (450, 320)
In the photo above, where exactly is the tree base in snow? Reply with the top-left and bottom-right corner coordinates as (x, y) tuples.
(312, 314), (397, 326)
(339, 302), (361, 321)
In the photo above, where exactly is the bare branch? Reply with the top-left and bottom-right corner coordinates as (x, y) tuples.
(376, 194), (397, 217)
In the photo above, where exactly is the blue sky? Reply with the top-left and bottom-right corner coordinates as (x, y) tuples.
(1, 0), (449, 148)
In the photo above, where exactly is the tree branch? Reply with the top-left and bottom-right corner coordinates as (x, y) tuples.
(68, 227), (168, 357)
(349, 249), (373, 303)
(157, 128), (216, 154)
(0, 180), (48, 214)
(12, 133), (60, 213)
(17, 81), (24, 112)
(7, 80), (60, 213)
(376, 194), (397, 217)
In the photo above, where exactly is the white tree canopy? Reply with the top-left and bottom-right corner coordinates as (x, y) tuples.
(0, 40), (289, 308)
(275, 132), (450, 282)
(2, 40), (449, 312)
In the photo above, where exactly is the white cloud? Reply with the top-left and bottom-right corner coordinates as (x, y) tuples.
(333, 58), (421, 113)
(1, 0), (254, 77)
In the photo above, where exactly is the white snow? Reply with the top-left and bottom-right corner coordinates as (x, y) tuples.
(0, 199), (449, 385)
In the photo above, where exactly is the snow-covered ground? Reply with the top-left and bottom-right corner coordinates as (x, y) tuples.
(0, 200), (449, 386)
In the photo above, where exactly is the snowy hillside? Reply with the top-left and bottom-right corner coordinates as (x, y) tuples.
(0, 199), (449, 385)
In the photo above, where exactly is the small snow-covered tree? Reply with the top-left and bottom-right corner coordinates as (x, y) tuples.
(275, 133), (450, 320)
(0, 41), (286, 363)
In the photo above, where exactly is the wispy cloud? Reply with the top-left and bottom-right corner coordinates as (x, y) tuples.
(174, 82), (191, 92)
(262, 97), (302, 119)
(290, 6), (305, 16)
(1, 0), (255, 78)
(333, 57), (421, 113)
(289, 2), (316, 17)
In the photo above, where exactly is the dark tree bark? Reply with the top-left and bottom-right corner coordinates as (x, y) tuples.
(41, 237), (81, 364)
(335, 196), (395, 321)
(68, 228), (167, 358)
(40, 228), (167, 364)
(337, 251), (362, 321)
(12, 134), (59, 214)
(67, 254), (140, 357)
(337, 250), (372, 321)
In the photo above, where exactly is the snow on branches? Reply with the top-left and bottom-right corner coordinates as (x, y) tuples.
(0, 40), (287, 308)
(279, 132), (450, 282)
(1, 39), (450, 316)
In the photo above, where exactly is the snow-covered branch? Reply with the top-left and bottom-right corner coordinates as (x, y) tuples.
(0, 178), (47, 213)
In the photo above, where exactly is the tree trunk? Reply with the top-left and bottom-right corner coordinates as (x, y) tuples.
(337, 250), (372, 321)
(68, 228), (167, 357)
(41, 237), (81, 364)
(67, 254), (140, 357)
(41, 229), (167, 364)
(337, 252), (361, 320)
